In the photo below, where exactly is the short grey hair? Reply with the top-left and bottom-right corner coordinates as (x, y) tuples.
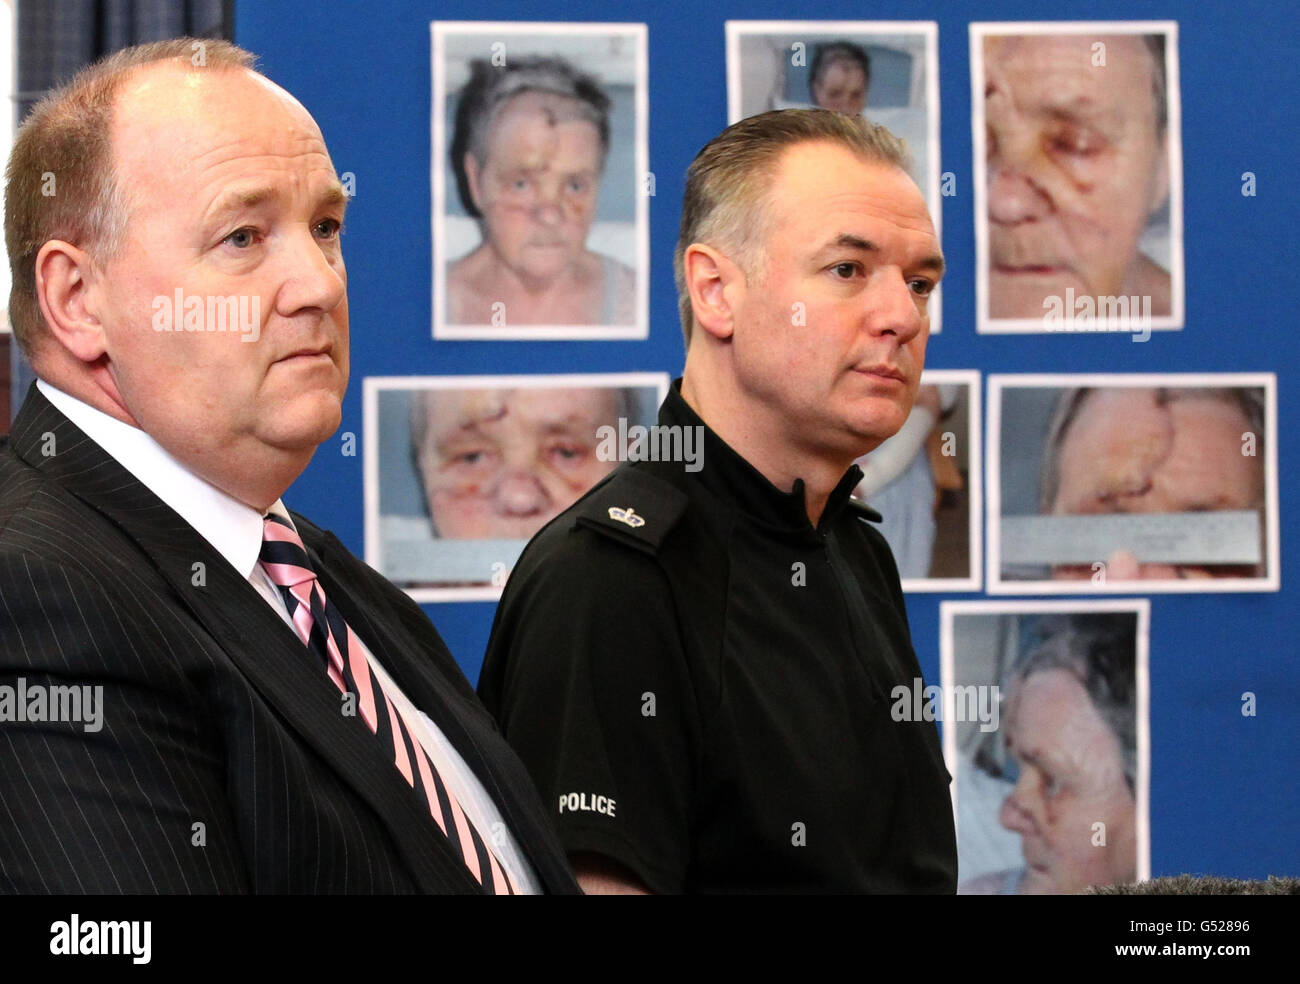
(449, 56), (611, 219)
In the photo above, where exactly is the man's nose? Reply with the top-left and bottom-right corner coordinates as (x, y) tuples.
(493, 470), (550, 516)
(275, 226), (346, 316)
(866, 270), (925, 344)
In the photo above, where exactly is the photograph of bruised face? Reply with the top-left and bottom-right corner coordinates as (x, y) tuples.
(412, 387), (622, 540)
(446, 56), (636, 328)
(1043, 387), (1266, 580)
(983, 33), (1172, 319)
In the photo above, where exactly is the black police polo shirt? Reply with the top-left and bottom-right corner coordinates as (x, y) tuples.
(478, 382), (957, 893)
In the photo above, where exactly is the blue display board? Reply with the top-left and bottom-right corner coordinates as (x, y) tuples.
(235, 0), (1299, 882)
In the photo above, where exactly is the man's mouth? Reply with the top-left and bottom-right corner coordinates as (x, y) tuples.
(853, 364), (907, 384)
(276, 346), (331, 363)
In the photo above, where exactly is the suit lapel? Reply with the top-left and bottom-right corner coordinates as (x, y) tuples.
(9, 386), (482, 893)
(310, 529), (575, 892)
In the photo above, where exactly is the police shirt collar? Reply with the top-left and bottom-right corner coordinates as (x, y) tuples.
(661, 379), (865, 535)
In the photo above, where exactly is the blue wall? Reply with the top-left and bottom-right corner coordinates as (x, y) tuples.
(236, 0), (1300, 882)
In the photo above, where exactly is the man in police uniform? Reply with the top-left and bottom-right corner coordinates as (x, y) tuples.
(478, 110), (957, 893)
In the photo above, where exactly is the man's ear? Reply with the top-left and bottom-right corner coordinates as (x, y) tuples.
(684, 243), (745, 342)
(34, 240), (110, 363)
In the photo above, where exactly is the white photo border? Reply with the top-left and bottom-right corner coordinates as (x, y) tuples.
(940, 598), (1152, 885)
(970, 21), (1184, 334)
(900, 369), (982, 593)
(430, 21), (650, 341)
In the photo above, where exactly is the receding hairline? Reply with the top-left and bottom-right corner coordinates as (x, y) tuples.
(111, 59), (318, 139)
(729, 140), (935, 266)
(108, 61), (338, 213)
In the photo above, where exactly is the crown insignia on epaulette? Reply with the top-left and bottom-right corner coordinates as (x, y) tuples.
(607, 506), (645, 528)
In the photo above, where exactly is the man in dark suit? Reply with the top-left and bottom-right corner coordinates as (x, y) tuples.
(0, 38), (578, 894)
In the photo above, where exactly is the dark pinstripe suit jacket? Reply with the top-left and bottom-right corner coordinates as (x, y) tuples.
(0, 385), (579, 894)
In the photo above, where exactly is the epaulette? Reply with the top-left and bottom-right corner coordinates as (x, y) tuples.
(847, 498), (883, 524)
(571, 466), (689, 555)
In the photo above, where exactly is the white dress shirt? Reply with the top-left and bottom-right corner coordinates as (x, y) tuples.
(37, 380), (540, 893)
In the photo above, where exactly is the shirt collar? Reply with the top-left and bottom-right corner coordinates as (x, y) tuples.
(659, 379), (863, 535)
(37, 379), (282, 579)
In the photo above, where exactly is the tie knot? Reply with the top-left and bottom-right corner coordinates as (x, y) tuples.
(260, 514), (317, 589)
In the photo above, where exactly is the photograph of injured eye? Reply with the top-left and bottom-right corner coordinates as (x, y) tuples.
(365, 376), (664, 601)
(992, 378), (1276, 590)
(973, 25), (1183, 333)
(414, 386), (622, 540)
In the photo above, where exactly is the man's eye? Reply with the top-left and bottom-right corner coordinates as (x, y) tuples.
(566, 178), (590, 194)
(909, 278), (936, 296)
(224, 227), (257, 249)
(314, 218), (343, 240)
(830, 262), (860, 279)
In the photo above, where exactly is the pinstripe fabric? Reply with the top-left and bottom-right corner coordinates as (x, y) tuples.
(259, 514), (515, 893)
(0, 385), (579, 895)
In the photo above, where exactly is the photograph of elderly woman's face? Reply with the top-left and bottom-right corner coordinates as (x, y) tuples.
(414, 385), (621, 541)
(364, 374), (667, 602)
(942, 603), (1148, 895)
(971, 23), (1184, 334)
(990, 375), (1277, 593)
(433, 25), (646, 339)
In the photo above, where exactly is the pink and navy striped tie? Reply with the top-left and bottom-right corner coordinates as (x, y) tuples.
(259, 513), (516, 894)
